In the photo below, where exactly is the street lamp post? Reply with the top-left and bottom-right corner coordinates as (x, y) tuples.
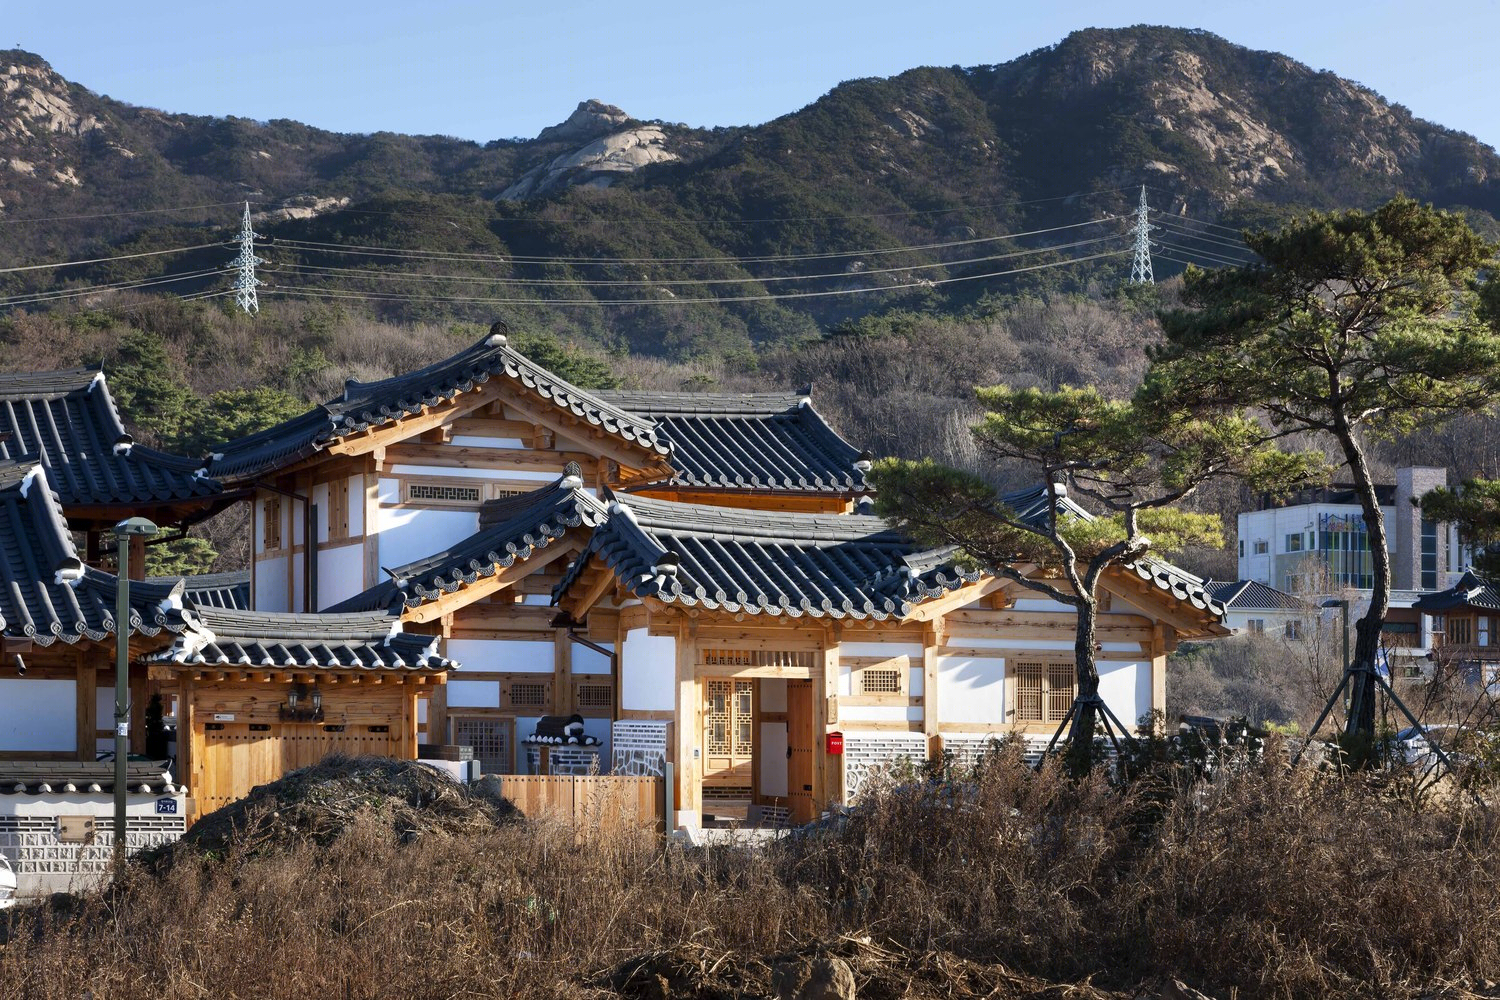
(113, 516), (158, 867)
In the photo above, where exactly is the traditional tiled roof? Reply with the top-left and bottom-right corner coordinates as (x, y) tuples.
(328, 466), (608, 613)
(0, 367), (221, 508)
(1000, 484), (1224, 618)
(557, 492), (981, 620)
(157, 569), (251, 610)
(1204, 579), (1308, 612)
(0, 463), (190, 645)
(1413, 571), (1500, 613)
(0, 761), (177, 795)
(204, 332), (671, 482)
(598, 389), (870, 494)
(151, 605), (456, 672)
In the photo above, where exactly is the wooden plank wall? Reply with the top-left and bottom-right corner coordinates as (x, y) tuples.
(495, 774), (664, 835)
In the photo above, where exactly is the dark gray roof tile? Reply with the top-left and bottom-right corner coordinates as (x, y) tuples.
(151, 605), (455, 672)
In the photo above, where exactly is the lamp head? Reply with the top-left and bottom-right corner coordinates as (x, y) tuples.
(113, 517), (160, 538)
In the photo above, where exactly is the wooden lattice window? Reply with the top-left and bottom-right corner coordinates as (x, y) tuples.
(327, 479), (351, 540)
(576, 682), (612, 711)
(452, 716), (512, 775)
(704, 679), (753, 755)
(860, 667), (902, 694)
(506, 680), (550, 711)
(1016, 661), (1076, 724)
(1448, 617), (1474, 645)
(262, 497), (282, 551)
(404, 481), (483, 506)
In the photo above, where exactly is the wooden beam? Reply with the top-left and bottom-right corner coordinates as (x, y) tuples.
(403, 539), (582, 624)
(922, 621), (941, 744)
(901, 576), (1009, 623)
(559, 558), (618, 620)
(553, 628), (571, 715)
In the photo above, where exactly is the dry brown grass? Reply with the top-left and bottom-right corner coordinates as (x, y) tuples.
(1, 746), (1497, 999)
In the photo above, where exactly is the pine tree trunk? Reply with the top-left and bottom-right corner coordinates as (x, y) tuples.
(1066, 594), (1101, 773)
(1333, 417), (1390, 747)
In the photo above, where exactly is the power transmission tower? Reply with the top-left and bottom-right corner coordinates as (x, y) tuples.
(1129, 185), (1154, 285)
(230, 201), (264, 315)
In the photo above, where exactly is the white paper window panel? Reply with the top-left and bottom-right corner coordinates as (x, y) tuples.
(759, 722), (788, 796)
(96, 688), (115, 729)
(760, 679), (787, 712)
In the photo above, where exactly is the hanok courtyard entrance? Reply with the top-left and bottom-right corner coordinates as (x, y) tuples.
(697, 650), (819, 827)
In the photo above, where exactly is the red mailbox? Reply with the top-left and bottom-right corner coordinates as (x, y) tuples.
(825, 731), (844, 755)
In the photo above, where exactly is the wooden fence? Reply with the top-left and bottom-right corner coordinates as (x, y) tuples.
(495, 775), (664, 835)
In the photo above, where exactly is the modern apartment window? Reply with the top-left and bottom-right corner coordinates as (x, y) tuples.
(1253, 540), (1269, 555)
(1420, 518), (1438, 590)
(1481, 617), (1491, 647)
(1247, 619), (1266, 635)
(1285, 533), (1303, 553)
(1285, 620), (1303, 641)
(1238, 539), (1245, 558)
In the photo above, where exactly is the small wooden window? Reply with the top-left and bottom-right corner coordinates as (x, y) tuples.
(404, 481), (483, 506)
(860, 667), (902, 694)
(1015, 660), (1075, 724)
(576, 682), (612, 711)
(263, 497), (282, 551)
(506, 680), (550, 711)
(1448, 617), (1473, 645)
(452, 716), (513, 775)
(327, 480), (351, 540)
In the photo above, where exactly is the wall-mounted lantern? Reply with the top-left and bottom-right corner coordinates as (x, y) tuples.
(280, 682), (324, 722)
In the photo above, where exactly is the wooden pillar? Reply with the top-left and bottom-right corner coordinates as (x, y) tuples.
(75, 652), (96, 762)
(363, 465), (382, 591)
(127, 535), (145, 581)
(923, 620), (943, 761)
(553, 627), (572, 715)
(814, 625), (839, 811)
(401, 679), (418, 759)
(427, 614), (452, 745)
(129, 653), (148, 755)
(178, 673), (197, 800)
(673, 619), (700, 827)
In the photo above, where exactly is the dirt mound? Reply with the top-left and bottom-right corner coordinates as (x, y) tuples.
(170, 755), (516, 859)
(590, 937), (1143, 1000)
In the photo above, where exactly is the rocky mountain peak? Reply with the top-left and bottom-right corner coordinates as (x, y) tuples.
(535, 99), (631, 145)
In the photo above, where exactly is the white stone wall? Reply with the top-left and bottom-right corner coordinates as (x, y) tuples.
(841, 731), (928, 802)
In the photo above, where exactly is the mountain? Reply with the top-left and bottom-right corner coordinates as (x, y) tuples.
(4, 26), (1500, 360)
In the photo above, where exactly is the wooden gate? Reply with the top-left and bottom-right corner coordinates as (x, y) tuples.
(496, 775), (664, 834)
(786, 679), (816, 823)
(194, 722), (401, 816)
(702, 678), (754, 797)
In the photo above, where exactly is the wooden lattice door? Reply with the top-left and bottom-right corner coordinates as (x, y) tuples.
(786, 679), (815, 823)
(702, 678), (754, 798)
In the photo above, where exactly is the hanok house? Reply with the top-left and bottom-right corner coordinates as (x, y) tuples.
(1414, 571), (1500, 685)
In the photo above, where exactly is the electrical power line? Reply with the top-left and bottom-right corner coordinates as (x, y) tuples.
(266, 248), (1130, 308)
(0, 267), (232, 307)
(1153, 240), (1254, 268)
(1152, 219), (1257, 253)
(0, 241), (232, 275)
(269, 233), (1129, 289)
(0, 200), (247, 226)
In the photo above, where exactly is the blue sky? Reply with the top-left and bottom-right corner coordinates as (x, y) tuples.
(9, 1), (1499, 147)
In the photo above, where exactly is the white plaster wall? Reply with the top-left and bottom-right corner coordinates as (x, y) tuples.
(936, 655), (1006, 725)
(255, 554), (290, 613)
(838, 705), (923, 723)
(378, 508), (480, 569)
(1098, 661), (1151, 730)
(446, 638), (554, 673)
(620, 628), (675, 712)
(0, 679), (76, 752)
(837, 666), (853, 696)
(451, 435), (526, 449)
(840, 641), (922, 658)
(447, 681), (501, 708)
(572, 643), (612, 675)
(346, 474), (364, 536)
(388, 465), (557, 482)
(953, 636), (1141, 655)
(316, 543), (365, 610)
(1011, 598), (1075, 614)
(909, 667), (924, 697)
